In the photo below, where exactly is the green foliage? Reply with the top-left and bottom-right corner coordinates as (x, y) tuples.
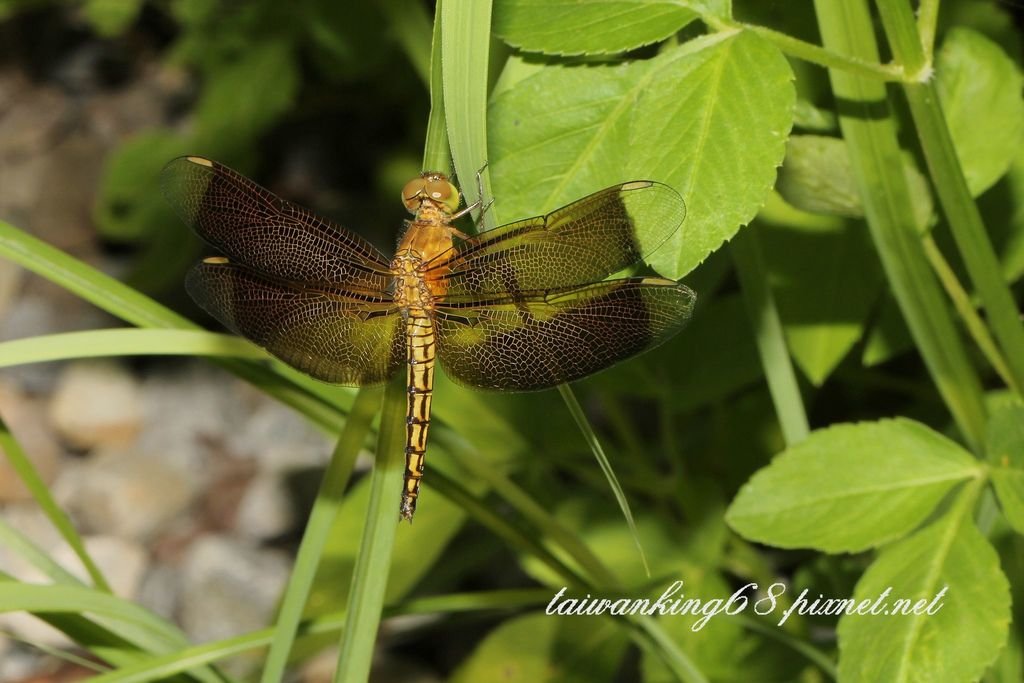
(451, 613), (629, 683)
(758, 194), (884, 385)
(988, 398), (1024, 534)
(490, 30), (794, 278)
(837, 506), (1010, 682)
(726, 419), (982, 552)
(2, 0), (1024, 681)
(493, 0), (698, 55)
(936, 28), (1024, 197)
(82, 0), (143, 36)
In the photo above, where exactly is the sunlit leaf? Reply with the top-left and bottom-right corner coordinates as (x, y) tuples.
(936, 27), (1024, 196)
(726, 418), (981, 552)
(988, 399), (1024, 534)
(837, 514), (1010, 682)
(493, 0), (697, 56)
(490, 30), (794, 279)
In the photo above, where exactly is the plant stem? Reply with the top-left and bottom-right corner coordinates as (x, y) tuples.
(731, 228), (811, 446)
(558, 384), (650, 577)
(734, 21), (905, 82)
(922, 236), (1018, 392)
(813, 0), (988, 451)
(876, 0), (1024, 395)
(916, 0), (940, 61)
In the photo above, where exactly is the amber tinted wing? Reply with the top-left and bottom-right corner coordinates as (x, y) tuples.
(434, 278), (695, 391)
(426, 181), (685, 296)
(187, 260), (404, 385)
(162, 156), (392, 291)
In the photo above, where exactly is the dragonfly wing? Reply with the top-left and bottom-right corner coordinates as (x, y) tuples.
(188, 259), (404, 385)
(162, 156), (393, 291)
(434, 278), (695, 391)
(426, 181), (685, 296)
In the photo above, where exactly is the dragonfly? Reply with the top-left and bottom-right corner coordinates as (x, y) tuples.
(162, 156), (695, 521)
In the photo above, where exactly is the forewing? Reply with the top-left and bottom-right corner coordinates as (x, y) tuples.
(434, 278), (695, 391)
(427, 181), (685, 296)
(187, 259), (404, 385)
(162, 156), (392, 292)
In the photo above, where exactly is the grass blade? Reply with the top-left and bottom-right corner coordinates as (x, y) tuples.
(332, 374), (406, 682)
(875, 0), (1024, 394)
(440, 0), (494, 229)
(813, 0), (988, 451)
(731, 228), (811, 445)
(422, 0), (450, 172)
(0, 414), (110, 592)
(557, 384), (651, 578)
(260, 386), (381, 683)
(0, 220), (346, 432)
(0, 329), (265, 368)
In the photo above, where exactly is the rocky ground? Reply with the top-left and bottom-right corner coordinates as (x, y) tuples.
(0, 17), (400, 683)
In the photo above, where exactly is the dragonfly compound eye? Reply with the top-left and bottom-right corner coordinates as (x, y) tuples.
(424, 175), (461, 214)
(401, 177), (429, 213)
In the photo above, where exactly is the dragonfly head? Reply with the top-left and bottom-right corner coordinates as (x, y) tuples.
(402, 172), (461, 215)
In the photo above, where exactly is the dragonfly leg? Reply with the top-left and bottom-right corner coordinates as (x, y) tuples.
(450, 162), (493, 224)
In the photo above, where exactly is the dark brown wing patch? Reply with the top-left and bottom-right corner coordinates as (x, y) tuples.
(426, 181), (685, 296)
(187, 259), (404, 386)
(162, 156), (393, 292)
(434, 277), (695, 391)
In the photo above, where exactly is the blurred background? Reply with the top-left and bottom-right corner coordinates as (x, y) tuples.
(0, 2), (443, 680)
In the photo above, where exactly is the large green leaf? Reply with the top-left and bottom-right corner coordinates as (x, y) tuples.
(936, 27), (1024, 197)
(489, 30), (794, 279)
(726, 419), (981, 552)
(837, 514), (1010, 682)
(493, 0), (698, 56)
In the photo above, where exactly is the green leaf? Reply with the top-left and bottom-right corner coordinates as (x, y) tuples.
(93, 131), (189, 241)
(792, 98), (837, 133)
(861, 292), (913, 366)
(450, 612), (629, 683)
(0, 583), (201, 668)
(936, 27), (1024, 197)
(194, 39), (299, 150)
(726, 418), (981, 552)
(776, 135), (863, 217)
(987, 399), (1024, 534)
(776, 134), (934, 230)
(492, 0), (697, 56)
(82, 0), (143, 36)
(641, 573), (753, 682)
(333, 375), (406, 682)
(758, 195), (884, 385)
(489, 30), (794, 278)
(837, 514), (1011, 682)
